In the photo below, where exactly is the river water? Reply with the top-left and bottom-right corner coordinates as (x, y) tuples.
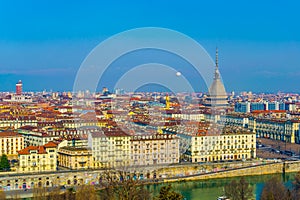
(149, 173), (296, 200)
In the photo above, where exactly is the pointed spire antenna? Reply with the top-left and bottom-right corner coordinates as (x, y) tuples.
(215, 47), (218, 69)
(214, 47), (220, 80)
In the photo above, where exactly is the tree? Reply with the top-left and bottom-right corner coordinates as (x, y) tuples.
(48, 187), (65, 200)
(224, 177), (253, 200)
(65, 187), (76, 200)
(98, 169), (151, 200)
(260, 176), (292, 200)
(10, 190), (20, 199)
(0, 154), (10, 171)
(75, 185), (99, 200)
(32, 187), (48, 200)
(154, 184), (184, 200)
(293, 171), (300, 191)
(292, 171), (300, 200)
(0, 190), (6, 199)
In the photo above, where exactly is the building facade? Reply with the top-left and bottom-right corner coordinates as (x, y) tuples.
(88, 129), (131, 168)
(189, 132), (256, 163)
(0, 131), (24, 159)
(18, 130), (59, 147)
(131, 134), (180, 166)
(18, 141), (57, 173)
(0, 116), (37, 129)
(58, 146), (92, 170)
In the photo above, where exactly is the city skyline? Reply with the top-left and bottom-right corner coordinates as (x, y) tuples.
(0, 1), (300, 93)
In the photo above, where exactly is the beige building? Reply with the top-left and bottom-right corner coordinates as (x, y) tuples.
(18, 141), (57, 173)
(18, 130), (59, 147)
(0, 131), (24, 159)
(88, 129), (131, 168)
(248, 117), (298, 143)
(0, 116), (37, 129)
(131, 134), (180, 166)
(58, 146), (92, 170)
(189, 131), (256, 163)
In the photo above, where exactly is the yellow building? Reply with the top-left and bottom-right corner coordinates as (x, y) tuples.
(0, 131), (24, 159)
(18, 141), (57, 173)
(88, 129), (131, 168)
(0, 116), (37, 129)
(190, 131), (256, 163)
(58, 146), (92, 170)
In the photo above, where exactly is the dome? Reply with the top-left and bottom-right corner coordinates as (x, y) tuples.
(204, 48), (228, 108)
(209, 71), (227, 97)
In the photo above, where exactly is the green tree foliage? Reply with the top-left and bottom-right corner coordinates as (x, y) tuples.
(154, 184), (184, 200)
(0, 154), (10, 171)
(260, 176), (292, 200)
(224, 177), (253, 200)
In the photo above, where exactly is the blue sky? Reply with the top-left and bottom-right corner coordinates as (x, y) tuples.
(0, 1), (299, 93)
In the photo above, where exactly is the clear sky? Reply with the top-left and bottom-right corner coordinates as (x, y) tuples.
(0, 1), (299, 93)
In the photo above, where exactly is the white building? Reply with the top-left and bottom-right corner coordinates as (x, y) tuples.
(88, 129), (131, 168)
(131, 133), (180, 166)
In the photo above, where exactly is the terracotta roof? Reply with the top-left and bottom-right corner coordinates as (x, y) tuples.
(18, 146), (47, 155)
(19, 125), (38, 131)
(0, 131), (22, 137)
(43, 141), (58, 148)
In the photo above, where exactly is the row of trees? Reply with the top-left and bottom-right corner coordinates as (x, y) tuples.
(97, 170), (183, 200)
(0, 185), (184, 200)
(224, 172), (300, 200)
(260, 172), (300, 200)
(3, 168), (300, 200)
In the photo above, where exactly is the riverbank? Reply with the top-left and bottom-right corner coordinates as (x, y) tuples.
(3, 160), (300, 199)
(150, 172), (297, 200)
(163, 160), (300, 183)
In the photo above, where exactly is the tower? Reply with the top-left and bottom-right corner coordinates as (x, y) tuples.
(205, 48), (228, 108)
(165, 94), (170, 110)
(16, 80), (22, 95)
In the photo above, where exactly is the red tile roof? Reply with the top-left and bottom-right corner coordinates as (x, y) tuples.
(43, 141), (58, 148)
(0, 131), (22, 137)
(18, 146), (47, 155)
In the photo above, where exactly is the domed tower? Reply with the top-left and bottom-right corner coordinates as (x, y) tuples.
(205, 48), (228, 108)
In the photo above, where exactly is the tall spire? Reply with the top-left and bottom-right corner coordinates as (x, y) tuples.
(214, 47), (220, 80)
(216, 47), (218, 69)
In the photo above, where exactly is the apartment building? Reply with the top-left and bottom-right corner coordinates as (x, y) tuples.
(0, 131), (24, 159)
(131, 133), (180, 166)
(18, 141), (57, 173)
(88, 128), (131, 168)
(189, 131), (256, 163)
(58, 146), (92, 170)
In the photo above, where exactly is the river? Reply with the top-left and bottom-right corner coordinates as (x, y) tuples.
(149, 173), (296, 200)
